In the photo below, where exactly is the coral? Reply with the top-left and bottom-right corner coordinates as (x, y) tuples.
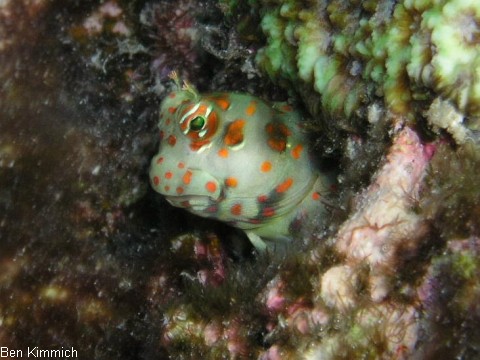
(249, 0), (480, 135)
(426, 98), (477, 145)
(303, 304), (418, 359)
(333, 126), (434, 301)
(416, 238), (480, 358)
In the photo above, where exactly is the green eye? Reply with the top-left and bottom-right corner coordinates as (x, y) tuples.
(189, 116), (206, 131)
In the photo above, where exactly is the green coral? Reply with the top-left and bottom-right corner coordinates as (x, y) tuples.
(253, 0), (480, 132)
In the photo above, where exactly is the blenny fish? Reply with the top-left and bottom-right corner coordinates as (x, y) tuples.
(149, 78), (332, 250)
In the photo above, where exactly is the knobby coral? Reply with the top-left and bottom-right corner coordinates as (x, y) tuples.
(250, 0), (480, 134)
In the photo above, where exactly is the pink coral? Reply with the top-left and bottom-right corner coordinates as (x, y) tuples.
(333, 125), (435, 302)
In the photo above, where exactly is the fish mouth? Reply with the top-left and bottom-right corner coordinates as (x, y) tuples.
(165, 194), (220, 211)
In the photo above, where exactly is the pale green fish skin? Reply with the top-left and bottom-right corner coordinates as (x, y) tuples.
(149, 87), (332, 250)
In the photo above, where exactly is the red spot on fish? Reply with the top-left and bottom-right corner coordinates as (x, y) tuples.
(312, 192), (321, 201)
(176, 187), (184, 194)
(257, 195), (268, 203)
(168, 107), (176, 114)
(156, 157), (164, 164)
(153, 176), (160, 186)
(165, 185), (170, 192)
(263, 207), (275, 217)
(276, 178), (293, 193)
(281, 104), (293, 112)
(205, 205), (218, 213)
(168, 135), (177, 146)
(180, 200), (190, 208)
(178, 162), (185, 169)
(159, 130), (165, 140)
(205, 181), (217, 193)
(231, 203), (242, 216)
(165, 171), (173, 179)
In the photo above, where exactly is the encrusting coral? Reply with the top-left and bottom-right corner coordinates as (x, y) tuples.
(250, 0), (480, 134)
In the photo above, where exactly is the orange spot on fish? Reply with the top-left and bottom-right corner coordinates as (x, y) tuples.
(312, 192), (321, 201)
(181, 104), (195, 117)
(166, 118), (171, 126)
(182, 170), (192, 185)
(168, 107), (177, 114)
(245, 100), (257, 116)
(224, 119), (246, 147)
(176, 187), (184, 194)
(213, 97), (231, 111)
(165, 185), (170, 192)
(260, 161), (272, 172)
(231, 203), (242, 216)
(218, 148), (229, 158)
(266, 122), (291, 135)
(205, 181), (217, 193)
(153, 176), (160, 186)
(178, 162), (185, 169)
(189, 141), (210, 152)
(225, 177), (238, 188)
(156, 157), (164, 164)
(165, 171), (173, 179)
(267, 138), (287, 152)
(265, 122), (291, 153)
(205, 94), (231, 111)
(276, 178), (293, 193)
(168, 135), (177, 146)
(291, 144), (304, 159)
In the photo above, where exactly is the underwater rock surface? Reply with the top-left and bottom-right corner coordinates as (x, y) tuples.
(1, 0), (480, 359)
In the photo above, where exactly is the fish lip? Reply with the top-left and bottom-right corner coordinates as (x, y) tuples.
(165, 193), (223, 211)
(165, 194), (216, 203)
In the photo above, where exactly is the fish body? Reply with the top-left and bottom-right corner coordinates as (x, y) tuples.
(149, 87), (332, 250)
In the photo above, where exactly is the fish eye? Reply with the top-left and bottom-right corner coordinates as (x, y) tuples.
(189, 116), (206, 131)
